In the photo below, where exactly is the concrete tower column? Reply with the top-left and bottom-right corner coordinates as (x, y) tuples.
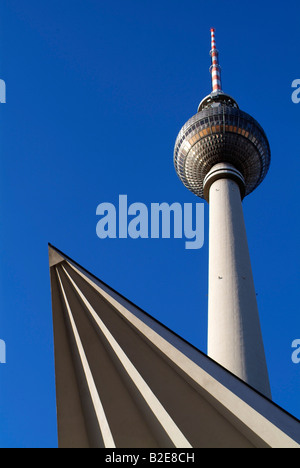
(174, 28), (272, 398)
(204, 163), (271, 398)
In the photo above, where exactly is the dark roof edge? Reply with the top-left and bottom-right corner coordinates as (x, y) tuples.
(48, 242), (300, 429)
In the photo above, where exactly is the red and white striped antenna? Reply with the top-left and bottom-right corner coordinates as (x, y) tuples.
(210, 28), (222, 93)
(198, 28), (238, 111)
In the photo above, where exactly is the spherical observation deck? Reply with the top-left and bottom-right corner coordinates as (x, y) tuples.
(174, 93), (271, 200)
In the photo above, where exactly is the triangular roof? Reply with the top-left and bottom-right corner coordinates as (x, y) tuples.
(48, 244), (300, 448)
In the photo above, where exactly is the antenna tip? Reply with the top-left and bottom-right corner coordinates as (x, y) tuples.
(210, 28), (215, 32)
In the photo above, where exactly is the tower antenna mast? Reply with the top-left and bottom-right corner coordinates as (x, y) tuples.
(210, 28), (222, 93)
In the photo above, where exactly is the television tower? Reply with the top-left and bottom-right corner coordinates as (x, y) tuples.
(174, 29), (272, 398)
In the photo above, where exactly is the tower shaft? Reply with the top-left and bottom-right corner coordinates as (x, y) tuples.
(174, 29), (272, 397)
(206, 164), (271, 398)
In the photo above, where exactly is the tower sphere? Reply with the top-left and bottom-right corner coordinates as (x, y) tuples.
(174, 29), (271, 201)
(174, 91), (271, 200)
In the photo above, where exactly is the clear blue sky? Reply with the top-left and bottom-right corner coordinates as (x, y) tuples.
(0, 0), (299, 448)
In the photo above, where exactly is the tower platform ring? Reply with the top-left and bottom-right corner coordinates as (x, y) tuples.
(174, 106), (271, 199)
